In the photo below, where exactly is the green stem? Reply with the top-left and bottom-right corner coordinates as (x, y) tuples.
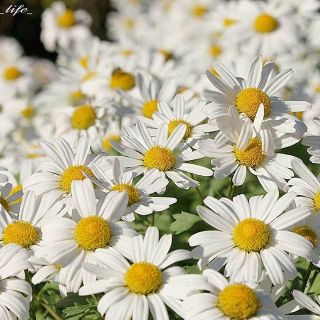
(227, 180), (235, 198)
(40, 301), (62, 320)
(191, 173), (204, 201)
(151, 213), (155, 226)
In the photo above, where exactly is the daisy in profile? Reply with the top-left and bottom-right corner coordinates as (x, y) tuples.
(183, 269), (286, 320)
(189, 191), (313, 285)
(40, 179), (137, 293)
(0, 191), (64, 258)
(142, 94), (214, 148)
(40, 1), (92, 52)
(89, 159), (176, 221)
(203, 56), (310, 146)
(24, 136), (103, 211)
(286, 159), (320, 214)
(292, 290), (320, 317)
(79, 227), (199, 319)
(198, 106), (294, 191)
(112, 121), (212, 189)
(0, 182), (23, 215)
(0, 244), (32, 319)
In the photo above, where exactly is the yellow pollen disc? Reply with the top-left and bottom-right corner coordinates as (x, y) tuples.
(102, 134), (121, 152)
(159, 49), (174, 62)
(0, 197), (9, 212)
(71, 105), (96, 130)
(70, 90), (86, 104)
(82, 71), (96, 82)
(3, 66), (22, 81)
(57, 10), (76, 28)
(234, 138), (264, 168)
(124, 17), (135, 30)
(223, 18), (236, 27)
(142, 99), (158, 118)
(120, 49), (134, 57)
(3, 221), (39, 248)
(112, 183), (140, 206)
(209, 44), (222, 58)
(177, 86), (189, 93)
(109, 68), (135, 91)
(218, 284), (260, 319)
(314, 192), (320, 211)
(74, 216), (112, 251)
(59, 165), (95, 193)
(235, 88), (271, 120)
(168, 119), (192, 140)
(233, 218), (270, 252)
(254, 13), (279, 33)
(79, 56), (88, 69)
(125, 262), (163, 295)
(143, 146), (176, 171)
(314, 85), (320, 94)
(293, 226), (317, 247)
(192, 5), (208, 17)
(21, 105), (35, 119)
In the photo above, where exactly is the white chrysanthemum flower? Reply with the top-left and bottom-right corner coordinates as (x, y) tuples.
(142, 94), (214, 148)
(79, 227), (198, 319)
(286, 159), (320, 214)
(0, 244), (32, 319)
(40, 179), (137, 293)
(199, 106), (294, 191)
(40, 1), (91, 52)
(24, 137), (103, 211)
(292, 290), (320, 318)
(183, 269), (286, 320)
(112, 121), (212, 189)
(90, 158), (176, 221)
(189, 190), (313, 285)
(0, 36), (23, 65)
(203, 56), (310, 146)
(0, 182), (23, 215)
(0, 191), (64, 260)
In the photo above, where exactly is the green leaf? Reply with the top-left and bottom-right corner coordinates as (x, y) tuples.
(308, 273), (320, 294)
(170, 212), (201, 234)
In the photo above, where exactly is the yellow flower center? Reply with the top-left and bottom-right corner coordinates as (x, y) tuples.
(3, 66), (22, 81)
(79, 56), (88, 69)
(168, 119), (192, 140)
(70, 90), (86, 105)
(82, 71), (96, 82)
(124, 17), (135, 30)
(71, 105), (96, 130)
(74, 216), (112, 251)
(143, 146), (176, 171)
(102, 134), (121, 152)
(120, 49), (134, 57)
(209, 44), (222, 57)
(21, 105), (36, 119)
(57, 10), (76, 28)
(314, 85), (320, 94)
(59, 165), (94, 193)
(234, 138), (264, 168)
(109, 68), (135, 91)
(112, 183), (140, 206)
(192, 5), (208, 17)
(9, 184), (23, 206)
(233, 218), (270, 252)
(0, 197), (9, 212)
(235, 88), (272, 120)
(218, 284), (260, 319)
(293, 226), (318, 247)
(142, 99), (158, 118)
(223, 18), (236, 27)
(125, 262), (163, 295)
(159, 49), (174, 62)
(314, 192), (320, 211)
(254, 13), (279, 33)
(3, 221), (40, 248)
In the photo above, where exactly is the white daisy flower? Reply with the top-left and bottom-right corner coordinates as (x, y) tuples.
(0, 190), (64, 260)
(40, 1), (92, 52)
(189, 190), (313, 285)
(0, 182), (23, 215)
(183, 269), (286, 320)
(0, 244), (32, 319)
(89, 158), (176, 221)
(40, 179), (137, 293)
(199, 106), (294, 191)
(286, 159), (320, 214)
(79, 226), (198, 319)
(292, 290), (320, 319)
(203, 56), (310, 146)
(23, 136), (103, 211)
(142, 94), (215, 148)
(0, 36), (23, 65)
(112, 121), (213, 189)
(302, 123), (320, 164)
